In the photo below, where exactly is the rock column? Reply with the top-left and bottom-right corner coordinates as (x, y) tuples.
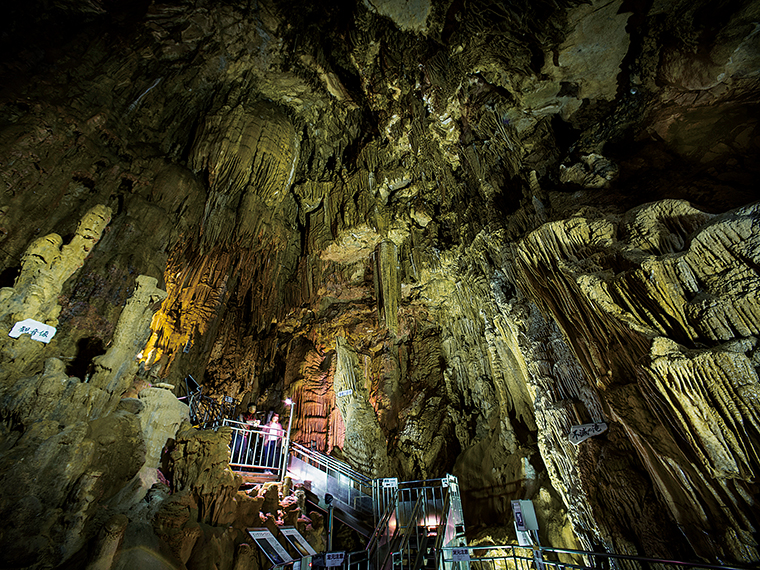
(374, 239), (400, 336)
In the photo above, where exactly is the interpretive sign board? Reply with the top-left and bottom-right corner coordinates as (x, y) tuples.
(325, 552), (345, 567)
(568, 422), (608, 445)
(381, 477), (398, 488)
(246, 528), (293, 565)
(511, 500), (539, 532)
(280, 526), (317, 556)
(9, 319), (56, 343)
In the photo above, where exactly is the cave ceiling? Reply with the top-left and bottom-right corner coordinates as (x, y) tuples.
(1, 0), (760, 567)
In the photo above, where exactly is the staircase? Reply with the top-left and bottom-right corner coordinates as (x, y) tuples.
(221, 428), (750, 570)
(287, 442), (375, 537)
(223, 426), (467, 567)
(222, 420), (468, 568)
(385, 477), (467, 570)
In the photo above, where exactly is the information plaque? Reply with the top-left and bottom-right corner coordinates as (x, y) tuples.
(246, 528), (293, 565)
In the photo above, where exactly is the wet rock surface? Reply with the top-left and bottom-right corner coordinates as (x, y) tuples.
(0, 0), (759, 567)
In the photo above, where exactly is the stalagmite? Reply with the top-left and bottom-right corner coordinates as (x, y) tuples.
(374, 239), (401, 336)
(0, 0), (758, 567)
(0, 204), (111, 327)
(334, 336), (390, 477)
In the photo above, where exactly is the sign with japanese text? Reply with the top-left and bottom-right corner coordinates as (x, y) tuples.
(568, 422), (608, 445)
(9, 319), (56, 344)
(511, 500), (539, 532)
(325, 551), (345, 567)
(336, 389), (353, 397)
(451, 548), (470, 561)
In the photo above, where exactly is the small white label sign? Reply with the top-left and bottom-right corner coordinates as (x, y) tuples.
(9, 319), (56, 344)
(325, 552), (345, 567)
(381, 478), (398, 488)
(336, 389), (353, 397)
(568, 422), (608, 445)
(451, 548), (470, 561)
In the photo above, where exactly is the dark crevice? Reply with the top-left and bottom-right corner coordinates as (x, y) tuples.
(67, 336), (106, 381)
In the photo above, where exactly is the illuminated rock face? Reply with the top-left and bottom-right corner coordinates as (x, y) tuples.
(0, 0), (759, 568)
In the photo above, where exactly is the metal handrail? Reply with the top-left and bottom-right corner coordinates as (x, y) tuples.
(397, 478), (449, 490)
(289, 442), (373, 489)
(537, 545), (753, 570)
(437, 544), (754, 570)
(390, 494), (426, 570)
(223, 418), (286, 476)
(361, 495), (400, 570)
(433, 491), (451, 552)
(366, 495), (399, 555)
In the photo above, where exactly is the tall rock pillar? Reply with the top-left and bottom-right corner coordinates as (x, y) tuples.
(374, 240), (400, 336)
(334, 336), (389, 477)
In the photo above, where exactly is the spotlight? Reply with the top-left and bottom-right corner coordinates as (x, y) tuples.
(285, 398), (293, 406)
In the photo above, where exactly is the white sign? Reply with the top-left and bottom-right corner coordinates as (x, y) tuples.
(325, 552), (345, 567)
(281, 526), (317, 556)
(9, 319), (56, 344)
(451, 548), (470, 561)
(246, 528), (293, 565)
(381, 478), (398, 488)
(568, 422), (608, 445)
(511, 500), (539, 532)
(336, 389), (353, 397)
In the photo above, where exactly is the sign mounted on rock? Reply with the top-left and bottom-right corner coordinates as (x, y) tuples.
(568, 422), (608, 445)
(9, 319), (56, 344)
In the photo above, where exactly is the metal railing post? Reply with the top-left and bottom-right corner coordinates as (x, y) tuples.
(280, 398), (295, 482)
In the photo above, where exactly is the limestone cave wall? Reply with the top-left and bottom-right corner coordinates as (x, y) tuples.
(0, 0), (759, 568)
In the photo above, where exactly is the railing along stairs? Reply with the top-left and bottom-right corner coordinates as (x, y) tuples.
(436, 544), (752, 570)
(287, 442), (375, 536)
(387, 476), (466, 570)
(211, 395), (749, 570)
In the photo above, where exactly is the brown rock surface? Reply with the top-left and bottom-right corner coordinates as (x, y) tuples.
(0, 0), (759, 567)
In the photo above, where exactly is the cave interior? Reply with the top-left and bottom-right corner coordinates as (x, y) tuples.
(0, 0), (760, 568)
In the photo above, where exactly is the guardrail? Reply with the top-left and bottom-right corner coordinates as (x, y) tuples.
(437, 544), (753, 570)
(289, 442), (373, 491)
(223, 419), (287, 478)
(287, 442), (375, 534)
(184, 375), (237, 429)
(374, 476), (466, 570)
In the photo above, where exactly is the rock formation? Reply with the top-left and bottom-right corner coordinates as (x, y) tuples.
(0, 0), (759, 567)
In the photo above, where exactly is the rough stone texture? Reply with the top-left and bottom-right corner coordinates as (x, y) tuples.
(89, 275), (168, 399)
(147, 425), (324, 570)
(334, 336), (390, 477)
(0, 408), (145, 568)
(0, 204), (111, 326)
(0, 0), (759, 566)
(113, 388), (190, 510)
